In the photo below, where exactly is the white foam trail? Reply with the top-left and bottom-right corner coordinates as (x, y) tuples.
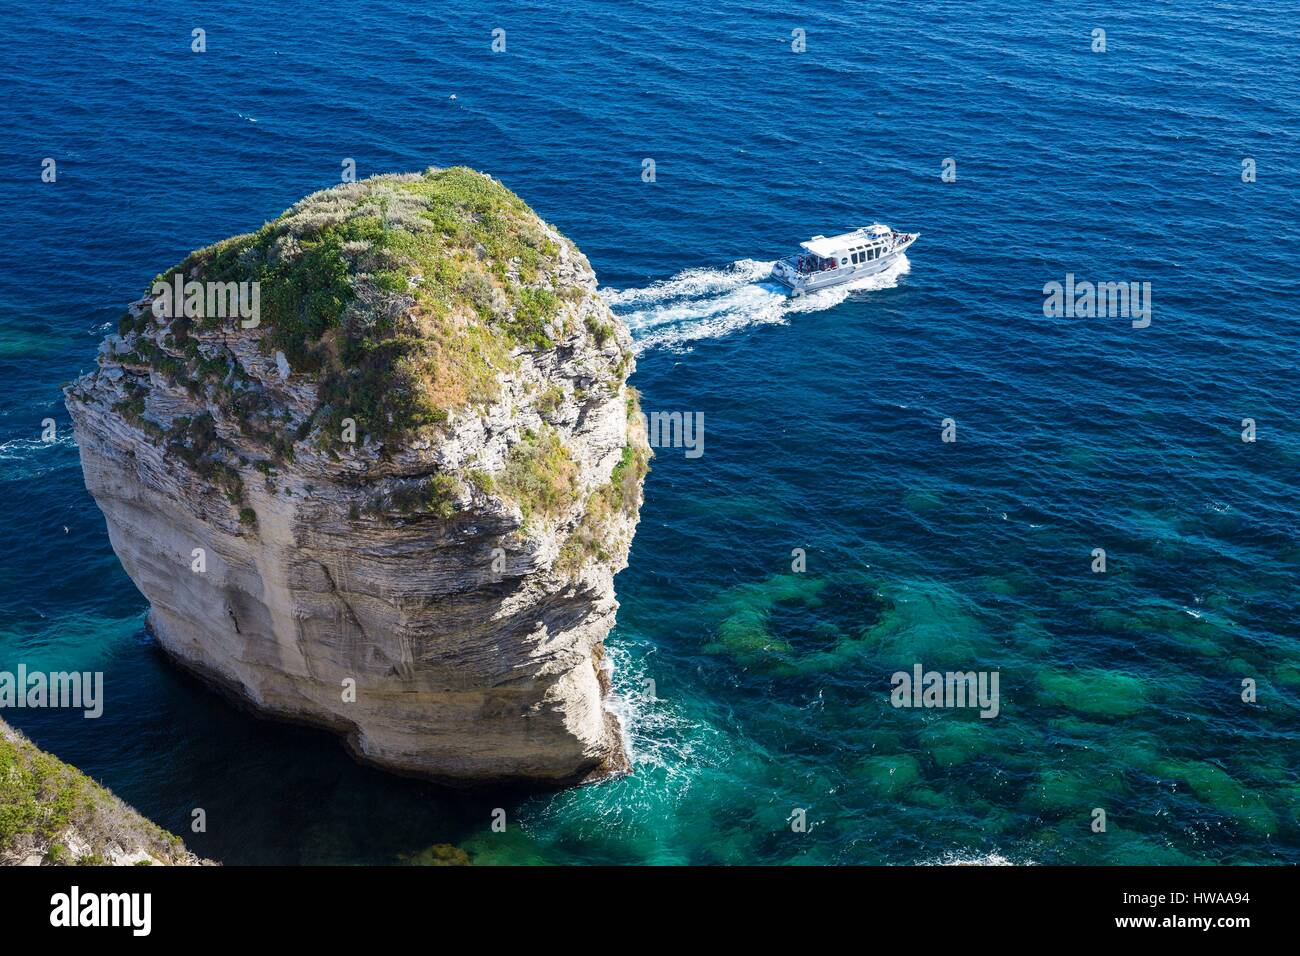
(0, 433), (78, 481)
(604, 256), (910, 354)
(600, 258), (775, 307)
(0, 433), (77, 460)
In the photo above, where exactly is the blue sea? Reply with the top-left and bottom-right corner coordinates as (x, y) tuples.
(2, 0), (1297, 864)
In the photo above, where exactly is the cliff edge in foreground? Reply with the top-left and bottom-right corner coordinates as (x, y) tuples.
(65, 168), (647, 785)
(0, 718), (207, 865)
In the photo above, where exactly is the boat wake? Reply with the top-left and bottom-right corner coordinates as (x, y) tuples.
(602, 255), (909, 354)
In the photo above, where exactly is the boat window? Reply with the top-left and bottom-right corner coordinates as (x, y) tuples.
(839, 257), (848, 266)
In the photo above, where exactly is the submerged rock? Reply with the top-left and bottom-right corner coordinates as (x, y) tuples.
(66, 168), (648, 785)
(400, 843), (471, 866)
(855, 753), (922, 797)
(1036, 668), (1148, 717)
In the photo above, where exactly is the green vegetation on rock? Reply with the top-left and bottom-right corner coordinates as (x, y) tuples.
(1, 719), (199, 865)
(101, 166), (646, 551)
(0, 732), (87, 851)
(140, 167), (591, 446)
(556, 390), (650, 572)
(499, 425), (579, 526)
(166, 413), (246, 506)
(385, 473), (462, 520)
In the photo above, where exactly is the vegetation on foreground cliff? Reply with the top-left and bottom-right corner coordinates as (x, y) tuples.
(0, 719), (202, 865)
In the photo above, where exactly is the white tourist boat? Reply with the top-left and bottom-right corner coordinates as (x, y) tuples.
(773, 224), (918, 294)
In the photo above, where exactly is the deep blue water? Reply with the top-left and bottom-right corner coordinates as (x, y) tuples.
(2, 0), (1298, 864)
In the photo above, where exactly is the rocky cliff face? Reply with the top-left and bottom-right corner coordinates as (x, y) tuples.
(65, 168), (647, 785)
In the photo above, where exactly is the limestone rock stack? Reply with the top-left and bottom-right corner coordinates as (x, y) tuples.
(65, 169), (647, 785)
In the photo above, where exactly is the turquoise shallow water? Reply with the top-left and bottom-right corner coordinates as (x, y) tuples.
(2, 0), (1298, 863)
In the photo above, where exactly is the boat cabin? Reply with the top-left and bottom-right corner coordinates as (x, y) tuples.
(794, 224), (895, 274)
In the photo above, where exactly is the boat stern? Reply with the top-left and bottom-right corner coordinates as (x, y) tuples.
(772, 258), (807, 292)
